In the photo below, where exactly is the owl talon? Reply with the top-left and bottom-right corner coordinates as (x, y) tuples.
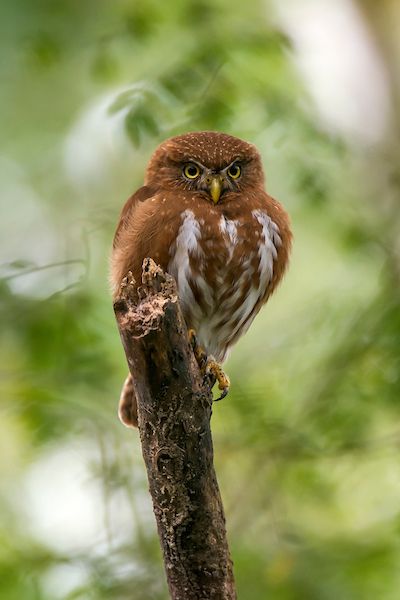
(205, 357), (230, 401)
(215, 386), (229, 402)
(188, 329), (230, 400)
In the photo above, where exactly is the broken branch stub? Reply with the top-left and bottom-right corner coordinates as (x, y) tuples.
(113, 258), (236, 600)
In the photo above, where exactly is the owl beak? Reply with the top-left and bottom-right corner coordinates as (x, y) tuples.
(209, 176), (222, 204)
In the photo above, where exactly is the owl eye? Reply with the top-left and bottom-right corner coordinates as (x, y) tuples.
(227, 163), (241, 179)
(183, 163), (201, 179)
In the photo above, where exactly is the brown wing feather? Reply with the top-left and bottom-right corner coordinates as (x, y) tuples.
(263, 193), (292, 298)
(111, 185), (159, 296)
(112, 185), (155, 248)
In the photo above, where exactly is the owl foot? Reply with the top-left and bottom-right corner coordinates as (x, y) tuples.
(188, 329), (230, 401)
(205, 357), (230, 401)
(188, 329), (207, 368)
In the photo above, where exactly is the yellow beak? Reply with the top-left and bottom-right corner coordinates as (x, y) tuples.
(209, 176), (222, 204)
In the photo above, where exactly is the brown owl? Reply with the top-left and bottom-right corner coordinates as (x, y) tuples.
(111, 131), (292, 427)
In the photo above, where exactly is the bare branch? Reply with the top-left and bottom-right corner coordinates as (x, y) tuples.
(114, 259), (236, 600)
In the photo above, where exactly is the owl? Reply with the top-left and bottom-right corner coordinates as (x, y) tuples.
(111, 131), (292, 427)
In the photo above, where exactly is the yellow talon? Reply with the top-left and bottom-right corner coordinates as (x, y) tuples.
(205, 357), (230, 401)
(188, 329), (230, 401)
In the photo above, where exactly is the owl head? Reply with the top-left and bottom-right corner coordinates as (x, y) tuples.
(144, 131), (264, 204)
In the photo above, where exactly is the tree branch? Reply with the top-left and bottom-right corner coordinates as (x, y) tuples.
(113, 258), (236, 600)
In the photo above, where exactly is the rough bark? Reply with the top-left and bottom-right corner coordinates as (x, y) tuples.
(113, 258), (236, 600)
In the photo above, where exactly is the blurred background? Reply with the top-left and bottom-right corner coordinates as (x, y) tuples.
(1, 0), (400, 598)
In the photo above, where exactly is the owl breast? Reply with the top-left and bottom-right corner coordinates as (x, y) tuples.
(167, 207), (282, 362)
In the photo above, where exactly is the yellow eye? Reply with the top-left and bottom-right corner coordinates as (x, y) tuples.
(183, 163), (201, 179)
(227, 163), (241, 179)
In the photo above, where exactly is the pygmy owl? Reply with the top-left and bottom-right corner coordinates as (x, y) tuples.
(111, 131), (292, 427)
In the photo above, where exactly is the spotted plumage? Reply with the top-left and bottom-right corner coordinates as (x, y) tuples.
(111, 131), (292, 426)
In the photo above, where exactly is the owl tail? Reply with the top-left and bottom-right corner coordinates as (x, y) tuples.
(118, 373), (138, 428)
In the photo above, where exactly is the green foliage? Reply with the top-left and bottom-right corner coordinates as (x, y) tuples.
(1, 0), (399, 598)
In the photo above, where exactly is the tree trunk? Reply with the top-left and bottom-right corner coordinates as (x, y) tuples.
(113, 258), (236, 600)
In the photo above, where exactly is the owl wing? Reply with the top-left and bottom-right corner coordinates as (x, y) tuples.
(112, 185), (156, 249)
(111, 185), (161, 296)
